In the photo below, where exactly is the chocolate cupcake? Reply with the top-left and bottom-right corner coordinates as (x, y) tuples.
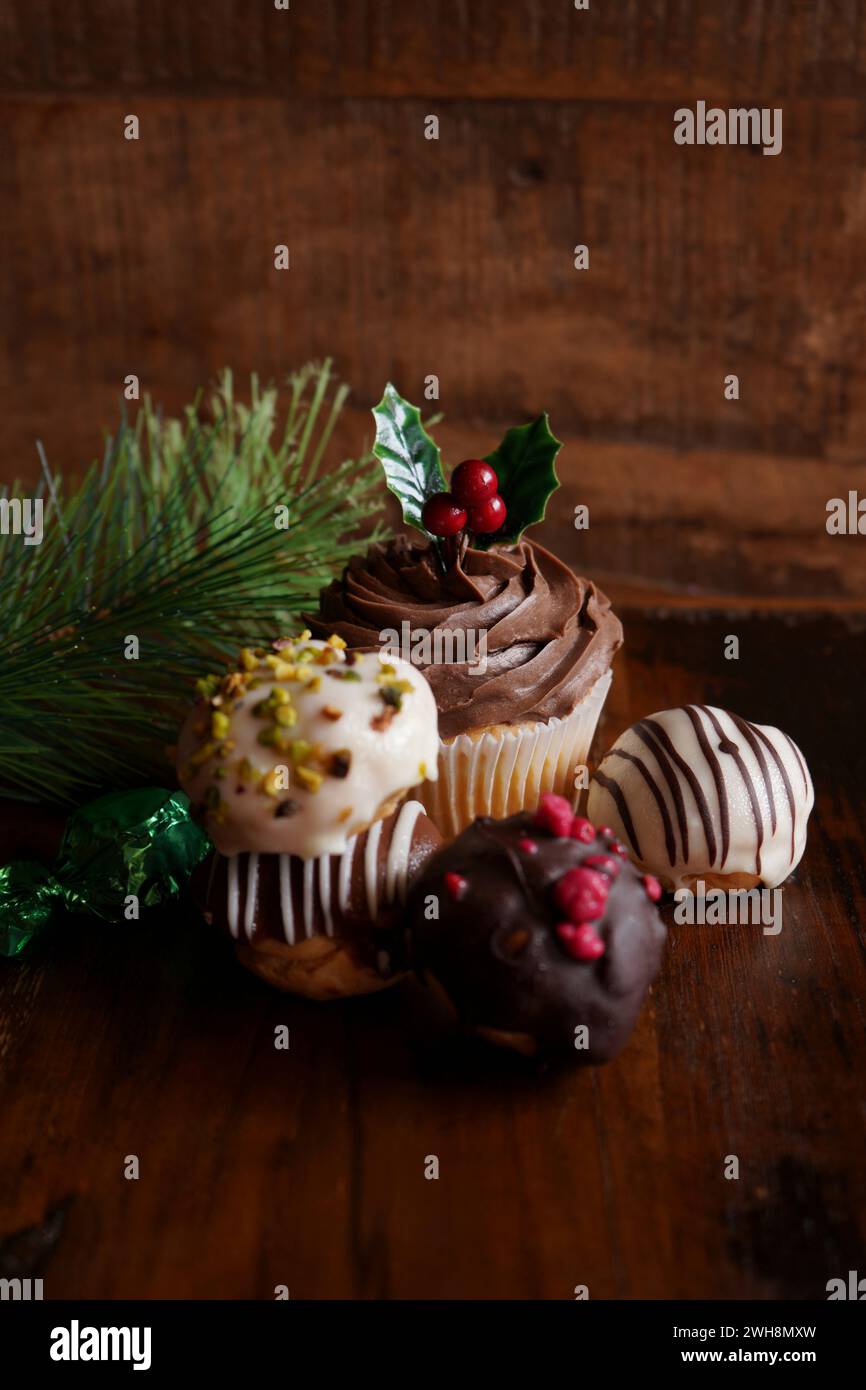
(312, 387), (622, 839)
(405, 794), (666, 1063)
(177, 631), (442, 996)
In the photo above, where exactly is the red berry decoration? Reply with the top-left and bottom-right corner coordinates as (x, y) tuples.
(556, 922), (606, 962)
(422, 492), (467, 538)
(610, 842), (629, 858)
(517, 837), (539, 854)
(444, 871), (468, 902)
(451, 459), (498, 506)
(466, 493), (507, 535)
(583, 853), (620, 878)
(554, 866), (610, 923)
(642, 874), (662, 903)
(534, 793), (574, 838)
(570, 816), (596, 844)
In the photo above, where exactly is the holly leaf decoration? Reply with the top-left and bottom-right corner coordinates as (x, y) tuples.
(478, 414), (562, 549)
(372, 384), (447, 536)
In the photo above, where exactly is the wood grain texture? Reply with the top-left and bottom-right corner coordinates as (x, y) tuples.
(1, 610), (864, 1299)
(3, 92), (866, 457)
(1, 0), (865, 100)
(2, 87), (865, 600)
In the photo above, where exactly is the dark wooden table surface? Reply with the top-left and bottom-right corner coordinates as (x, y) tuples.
(1, 602), (864, 1300)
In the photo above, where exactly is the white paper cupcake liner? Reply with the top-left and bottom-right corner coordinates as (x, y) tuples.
(415, 669), (613, 840)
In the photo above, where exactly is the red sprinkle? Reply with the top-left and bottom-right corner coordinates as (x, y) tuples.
(597, 825), (615, 838)
(556, 922), (606, 961)
(610, 842), (629, 858)
(554, 866), (610, 923)
(517, 837), (539, 854)
(570, 816), (596, 844)
(533, 792), (574, 838)
(444, 871), (468, 902)
(642, 874), (662, 902)
(583, 853), (620, 877)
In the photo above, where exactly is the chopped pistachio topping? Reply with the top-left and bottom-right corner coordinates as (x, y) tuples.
(190, 740), (218, 767)
(371, 706), (397, 732)
(295, 765), (323, 793)
(185, 637), (367, 802)
(196, 674), (221, 699)
(289, 739), (312, 766)
(261, 768), (284, 798)
(211, 710), (230, 739)
(379, 684), (404, 710)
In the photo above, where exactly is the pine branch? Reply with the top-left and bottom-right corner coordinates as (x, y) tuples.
(0, 362), (389, 805)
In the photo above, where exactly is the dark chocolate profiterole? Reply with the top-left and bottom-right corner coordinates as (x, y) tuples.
(406, 794), (666, 1064)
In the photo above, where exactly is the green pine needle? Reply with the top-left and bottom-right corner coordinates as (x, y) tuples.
(0, 362), (389, 806)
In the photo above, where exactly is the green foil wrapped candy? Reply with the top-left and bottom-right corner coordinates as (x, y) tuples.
(0, 860), (58, 957)
(56, 787), (211, 920)
(0, 788), (211, 957)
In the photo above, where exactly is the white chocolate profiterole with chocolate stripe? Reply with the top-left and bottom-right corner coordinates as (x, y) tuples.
(587, 706), (813, 891)
(177, 635), (439, 858)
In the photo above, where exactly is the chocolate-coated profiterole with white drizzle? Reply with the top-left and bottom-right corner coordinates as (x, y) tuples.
(587, 706), (814, 891)
(196, 799), (442, 998)
(178, 632), (443, 997)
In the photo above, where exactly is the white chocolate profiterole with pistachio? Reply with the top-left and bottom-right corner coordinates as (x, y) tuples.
(587, 706), (814, 891)
(177, 634), (439, 858)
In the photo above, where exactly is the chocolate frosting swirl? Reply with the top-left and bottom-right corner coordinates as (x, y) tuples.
(311, 537), (622, 739)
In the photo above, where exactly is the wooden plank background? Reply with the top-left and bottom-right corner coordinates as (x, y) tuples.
(1, 1), (865, 600)
(1, 2), (865, 1304)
